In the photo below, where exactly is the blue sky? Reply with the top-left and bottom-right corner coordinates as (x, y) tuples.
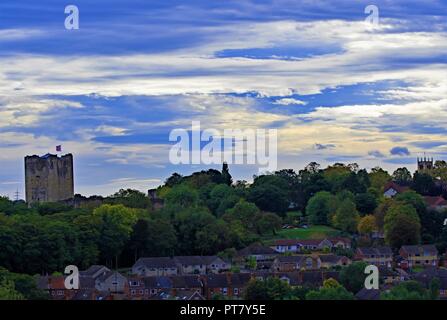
(0, 0), (446, 197)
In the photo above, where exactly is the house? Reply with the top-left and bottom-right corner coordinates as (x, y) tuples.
(236, 244), (278, 263)
(202, 273), (251, 299)
(173, 256), (229, 274)
(379, 267), (407, 284)
(354, 247), (393, 268)
(319, 255), (351, 269)
(37, 274), (98, 300)
(128, 275), (173, 299)
(132, 257), (178, 276)
(424, 196), (447, 212)
(271, 255), (321, 272)
(173, 256), (208, 274)
(399, 245), (439, 269)
(202, 256), (230, 274)
(300, 271), (340, 287)
(271, 238), (351, 253)
(95, 271), (128, 294)
(383, 181), (410, 198)
(80, 265), (110, 279)
(413, 267), (447, 299)
(37, 275), (72, 300)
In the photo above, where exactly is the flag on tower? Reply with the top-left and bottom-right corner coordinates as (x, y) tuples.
(56, 145), (62, 152)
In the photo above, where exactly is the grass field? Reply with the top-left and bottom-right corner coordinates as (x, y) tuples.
(263, 225), (340, 243)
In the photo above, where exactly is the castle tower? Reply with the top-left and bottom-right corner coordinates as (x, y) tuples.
(25, 153), (74, 205)
(417, 157), (434, 172)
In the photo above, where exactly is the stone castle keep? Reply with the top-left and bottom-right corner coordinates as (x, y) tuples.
(25, 153), (74, 205)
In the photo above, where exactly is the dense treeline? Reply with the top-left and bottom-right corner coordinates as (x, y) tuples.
(1, 161), (447, 278)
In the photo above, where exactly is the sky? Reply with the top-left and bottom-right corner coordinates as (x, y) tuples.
(0, 0), (446, 197)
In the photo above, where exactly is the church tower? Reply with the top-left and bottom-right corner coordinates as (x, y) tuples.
(417, 157), (434, 172)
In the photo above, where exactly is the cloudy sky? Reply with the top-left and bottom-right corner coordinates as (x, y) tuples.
(0, 0), (446, 197)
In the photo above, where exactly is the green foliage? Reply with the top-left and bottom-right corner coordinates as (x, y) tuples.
(165, 184), (199, 209)
(384, 203), (421, 248)
(369, 167), (391, 192)
(247, 183), (289, 215)
(305, 281), (354, 300)
(392, 168), (412, 185)
(244, 277), (291, 300)
(339, 261), (368, 293)
(106, 189), (151, 209)
(381, 281), (429, 300)
(93, 204), (138, 263)
(306, 191), (337, 225)
(332, 199), (360, 233)
(355, 192), (378, 215)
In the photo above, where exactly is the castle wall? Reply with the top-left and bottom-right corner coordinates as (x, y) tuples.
(25, 154), (74, 204)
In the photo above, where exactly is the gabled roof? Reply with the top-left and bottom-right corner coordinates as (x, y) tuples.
(170, 275), (202, 288)
(424, 196), (447, 208)
(237, 244), (277, 256)
(143, 276), (172, 288)
(95, 271), (125, 283)
(133, 257), (177, 269)
(203, 274), (228, 287)
(173, 256), (207, 265)
(357, 246), (393, 256)
(273, 238), (351, 247)
(37, 276), (66, 290)
(319, 254), (347, 264)
(229, 273), (251, 287)
(384, 181), (410, 194)
(401, 245), (438, 256)
(81, 265), (110, 278)
(275, 255), (309, 264)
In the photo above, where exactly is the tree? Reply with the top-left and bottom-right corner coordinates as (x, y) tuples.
(339, 262), (368, 293)
(429, 278), (440, 300)
(369, 167), (391, 191)
(107, 189), (151, 209)
(305, 284), (354, 300)
(247, 184), (289, 215)
(358, 215), (376, 235)
(412, 172), (437, 196)
(223, 199), (260, 232)
(392, 168), (412, 185)
(306, 191), (337, 225)
(93, 204), (138, 266)
(244, 278), (291, 300)
(207, 184), (240, 217)
(355, 192), (378, 215)
(165, 184), (199, 209)
(374, 198), (394, 232)
(381, 281), (429, 300)
(332, 199), (360, 233)
(0, 279), (23, 300)
(221, 162), (233, 186)
(384, 203), (421, 248)
(254, 212), (282, 235)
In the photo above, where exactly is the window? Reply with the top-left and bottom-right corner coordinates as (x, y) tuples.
(234, 288), (239, 295)
(131, 281), (139, 286)
(306, 258), (313, 269)
(139, 290), (144, 294)
(222, 288), (228, 295)
(131, 290), (136, 295)
(150, 289), (157, 294)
